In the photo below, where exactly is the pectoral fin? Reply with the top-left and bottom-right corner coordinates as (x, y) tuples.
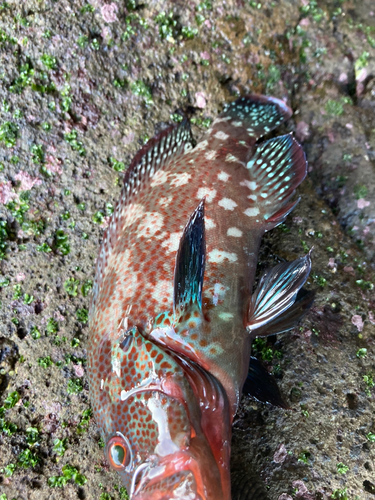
(249, 287), (315, 337)
(174, 198), (206, 318)
(247, 251), (312, 334)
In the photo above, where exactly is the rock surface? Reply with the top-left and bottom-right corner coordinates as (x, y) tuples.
(0, 0), (374, 499)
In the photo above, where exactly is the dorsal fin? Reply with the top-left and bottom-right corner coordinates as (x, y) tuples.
(245, 134), (307, 228)
(91, 120), (194, 309)
(174, 199), (206, 317)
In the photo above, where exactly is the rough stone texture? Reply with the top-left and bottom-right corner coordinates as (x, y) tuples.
(0, 1), (374, 499)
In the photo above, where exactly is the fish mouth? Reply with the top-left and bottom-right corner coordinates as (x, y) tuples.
(130, 453), (204, 500)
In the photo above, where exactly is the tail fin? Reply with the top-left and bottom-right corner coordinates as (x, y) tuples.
(210, 94), (292, 145)
(245, 134), (307, 228)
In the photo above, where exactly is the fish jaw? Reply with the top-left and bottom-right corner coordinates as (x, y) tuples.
(130, 437), (225, 500)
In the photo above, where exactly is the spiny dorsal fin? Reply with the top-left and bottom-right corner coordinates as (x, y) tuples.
(92, 120), (194, 309)
(247, 251), (312, 334)
(174, 199), (206, 317)
(210, 94), (292, 145)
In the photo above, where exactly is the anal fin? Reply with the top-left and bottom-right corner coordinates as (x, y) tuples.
(242, 356), (289, 409)
(173, 198), (206, 318)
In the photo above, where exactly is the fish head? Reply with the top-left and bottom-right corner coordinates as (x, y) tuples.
(100, 326), (223, 500)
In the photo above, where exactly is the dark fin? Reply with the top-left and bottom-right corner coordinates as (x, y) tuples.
(92, 120), (194, 305)
(242, 356), (289, 409)
(173, 199), (206, 317)
(250, 288), (315, 337)
(245, 134), (307, 229)
(247, 251), (312, 334)
(211, 94), (292, 145)
(231, 468), (270, 500)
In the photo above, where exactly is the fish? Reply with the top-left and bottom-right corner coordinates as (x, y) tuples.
(88, 94), (313, 500)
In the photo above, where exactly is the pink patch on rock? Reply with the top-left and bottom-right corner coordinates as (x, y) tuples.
(369, 312), (375, 325)
(200, 51), (210, 60)
(292, 216), (303, 224)
(0, 181), (18, 204)
(295, 121), (310, 142)
(292, 480), (314, 499)
(351, 315), (364, 332)
(123, 132), (135, 145)
(14, 171), (42, 191)
(299, 18), (310, 26)
(328, 258), (336, 268)
(345, 123), (353, 129)
(356, 67), (367, 83)
(304, 329), (312, 339)
(195, 92), (206, 109)
(278, 495), (293, 500)
(45, 155), (63, 175)
(273, 443), (288, 463)
(73, 364), (85, 377)
(357, 198), (370, 209)
(343, 266), (355, 276)
(338, 72), (348, 83)
(16, 273), (26, 282)
(101, 3), (118, 22)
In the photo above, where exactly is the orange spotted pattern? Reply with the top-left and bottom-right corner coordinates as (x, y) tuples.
(88, 95), (305, 500)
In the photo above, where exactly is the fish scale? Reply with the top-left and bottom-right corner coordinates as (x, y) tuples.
(88, 94), (312, 500)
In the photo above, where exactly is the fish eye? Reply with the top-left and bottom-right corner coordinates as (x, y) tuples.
(106, 434), (132, 470)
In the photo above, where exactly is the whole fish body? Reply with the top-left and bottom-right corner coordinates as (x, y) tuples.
(88, 95), (312, 500)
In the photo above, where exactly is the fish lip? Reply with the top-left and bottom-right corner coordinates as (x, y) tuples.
(130, 452), (203, 500)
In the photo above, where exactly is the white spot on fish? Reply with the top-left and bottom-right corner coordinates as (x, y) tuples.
(205, 217), (216, 229)
(195, 140), (208, 151)
(225, 154), (240, 163)
(170, 172), (191, 187)
(218, 170), (230, 181)
(240, 180), (258, 190)
(244, 207), (260, 217)
(205, 150), (217, 161)
(161, 232), (181, 253)
(137, 212), (164, 238)
(123, 203), (145, 228)
(218, 198), (237, 211)
(150, 170), (170, 187)
(214, 131), (229, 140)
(213, 116), (231, 124)
(196, 187), (216, 202)
(213, 282), (227, 306)
(227, 227), (243, 237)
(248, 194), (257, 201)
(112, 356), (121, 378)
(232, 121), (243, 127)
(208, 249), (238, 263)
(158, 196), (173, 208)
(218, 312), (234, 321)
(147, 397), (180, 457)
